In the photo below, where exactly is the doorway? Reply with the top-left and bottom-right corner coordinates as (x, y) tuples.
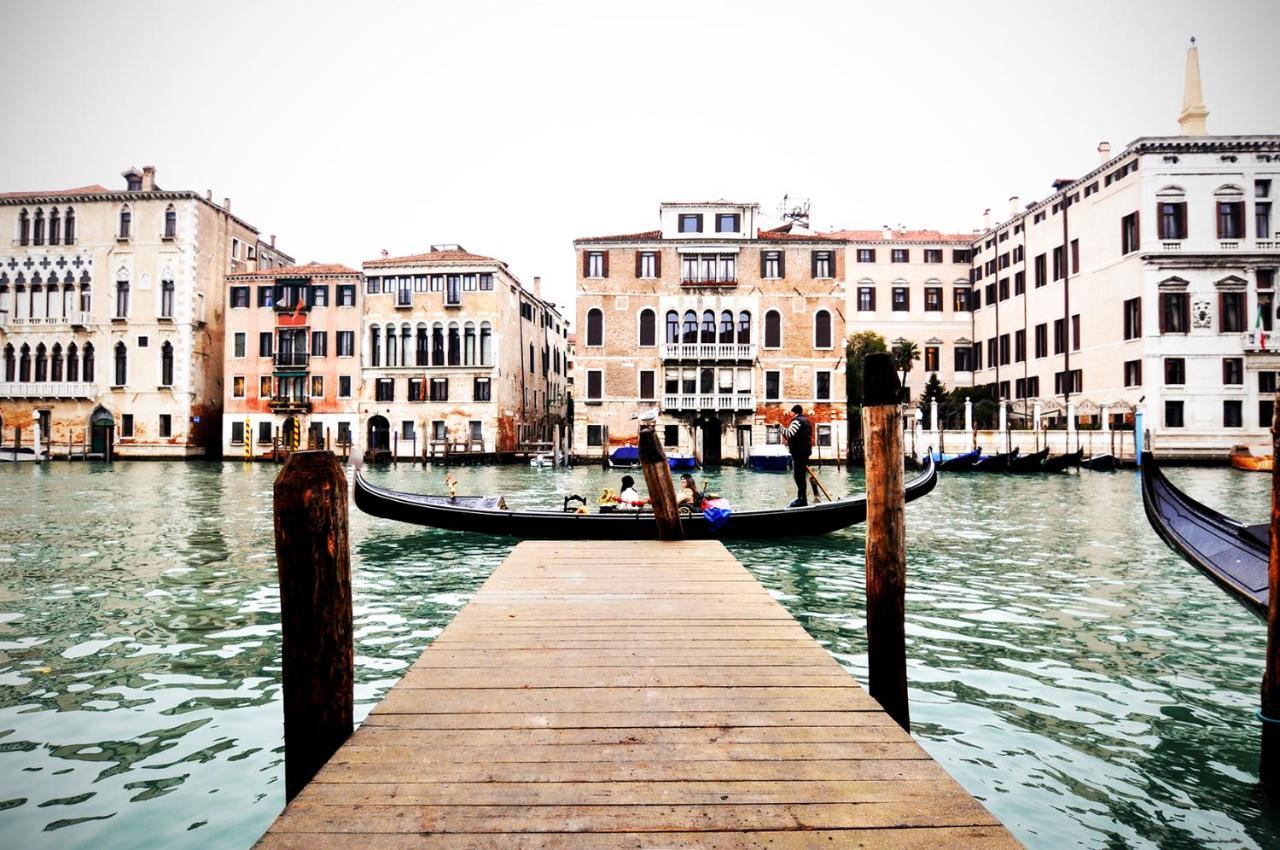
(367, 415), (390, 451)
(282, 416), (299, 451)
(698, 415), (722, 466)
(89, 406), (114, 457)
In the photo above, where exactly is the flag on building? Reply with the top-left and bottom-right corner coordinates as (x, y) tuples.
(1257, 303), (1269, 352)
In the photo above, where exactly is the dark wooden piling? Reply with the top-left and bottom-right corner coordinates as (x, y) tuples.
(1263, 393), (1280, 793)
(272, 450), (354, 802)
(861, 352), (909, 731)
(638, 423), (682, 541)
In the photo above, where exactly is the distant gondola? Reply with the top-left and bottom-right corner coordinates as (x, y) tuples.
(1007, 447), (1049, 473)
(933, 447), (981, 471)
(1085, 453), (1117, 471)
(1139, 450), (1268, 618)
(354, 456), (938, 540)
(973, 449), (1017, 472)
(1042, 449), (1084, 473)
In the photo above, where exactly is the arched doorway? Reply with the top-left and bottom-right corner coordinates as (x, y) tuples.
(282, 416), (300, 451)
(367, 415), (390, 452)
(697, 414), (722, 467)
(89, 406), (114, 457)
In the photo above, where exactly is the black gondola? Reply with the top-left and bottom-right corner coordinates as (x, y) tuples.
(1007, 447), (1049, 473)
(934, 448), (981, 471)
(973, 449), (1017, 473)
(353, 457), (938, 540)
(1042, 449), (1084, 473)
(1139, 450), (1268, 618)
(1085, 453), (1117, 471)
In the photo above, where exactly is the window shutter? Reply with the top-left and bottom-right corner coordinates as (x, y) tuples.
(1177, 203), (1187, 239)
(635, 251), (642, 277)
(810, 251), (818, 278)
(653, 252), (661, 278)
(1219, 292), (1228, 332)
(1158, 294), (1168, 333)
(582, 251), (590, 277)
(760, 250), (768, 277)
(1216, 204), (1224, 239)
(1181, 296), (1190, 332)
(870, 288), (876, 310)
(777, 251), (785, 278)
(601, 251), (609, 278)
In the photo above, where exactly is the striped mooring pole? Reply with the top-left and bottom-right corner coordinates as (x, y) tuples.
(244, 418), (252, 462)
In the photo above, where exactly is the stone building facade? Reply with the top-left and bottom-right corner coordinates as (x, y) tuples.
(573, 202), (848, 463)
(0, 166), (289, 457)
(219, 263), (363, 457)
(968, 43), (1280, 457)
(359, 245), (568, 458)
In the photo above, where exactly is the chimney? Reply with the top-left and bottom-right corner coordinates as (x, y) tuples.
(532, 275), (542, 297)
(1097, 141), (1112, 163)
(223, 197), (231, 214)
(982, 209), (992, 231)
(1008, 196), (1020, 217)
(381, 249), (389, 258)
(141, 166), (156, 191)
(881, 225), (892, 240)
(270, 234), (276, 248)
(206, 189), (212, 201)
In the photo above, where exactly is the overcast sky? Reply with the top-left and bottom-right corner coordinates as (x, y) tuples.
(3, 0), (1278, 313)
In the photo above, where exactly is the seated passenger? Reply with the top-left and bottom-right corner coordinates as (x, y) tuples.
(618, 475), (646, 510)
(677, 474), (702, 508)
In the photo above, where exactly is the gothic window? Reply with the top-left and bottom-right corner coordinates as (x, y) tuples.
(51, 343), (63, 381)
(66, 343), (79, 381)
(160, 279), (175, 318)
(737, 311), (751, 345)
(682, 310), (697, 343)
(19, 344), (31, 382)
(83, 342), (94, 382)
(3, 344), (14, 381)
(164, 205), (177, 239)
(118, 205), (131, 239)
(665, 310), (679, 344)
(48, 208), (60, 244)
(64, 208), (75, 244)
(17, 209), (29, 246)
(114, 342), (127, 386)
(700, 310), (715, 344)
(32, 209), (45, 246)
(719, 310), (734, 344)
(161, 341), (174, 386)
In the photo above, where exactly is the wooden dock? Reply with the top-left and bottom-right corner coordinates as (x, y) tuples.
(256, 540), (1019, 848)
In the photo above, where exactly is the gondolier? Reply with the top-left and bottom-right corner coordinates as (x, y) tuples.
(783, 404), (812, 506)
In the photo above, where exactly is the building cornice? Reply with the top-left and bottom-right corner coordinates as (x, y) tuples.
(0, 189), (264, 235)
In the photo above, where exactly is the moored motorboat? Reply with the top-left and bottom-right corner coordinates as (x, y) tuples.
(1042, 449), (1084, 473)
(608, 445), (699, 471)
(1229, 445), (1274, 472)
(1007, 447), (1049, 473)
(933, 447), (981, 471)
(747, 444), (791, 472)
(354, 456), (938, 540)
(1140, 450), (1268, 618)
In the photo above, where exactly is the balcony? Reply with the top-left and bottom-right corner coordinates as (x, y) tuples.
(0, 311), (93, 329)
(0, 381), (94, 399)
(273, 351), (310, 370)
(1219, 240), (1241, 250)
(660, 342), (756, 361)
(1160, 241), (1182, 251)
(1242, 330), (1278, 354)
(680, 277), (738, 288)
(662, 392), (756, 411)
(268, 397), (312, 413)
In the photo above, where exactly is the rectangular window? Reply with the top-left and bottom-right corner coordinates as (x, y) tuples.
(678, 213), (703, 233)
(815, 371), (831, 401)
(1259, 203), (1273, 239)
(954, 345), (973, 372)
(662, 424), (679, 447)
(999, 334), (1010, 366)
(857, 287), (875, 311)
(1223, 357), (1244, 385)
(1165, 400), (1185, 428)
(366, 277), (380, 294)
(230, 286), (249, 308)
(463, 376), (487, 402)
(1052, 245), (1065, 281)
(259, 376), (272, 398)
(999, 252), (1010, 270)
(258, 421), (273, 444)
(337, 284), (355, 306)
(923, 346), (939, 372)
(233, 332), (246, 358)
(1053, 369), (1083, 395)
(953, 288), (971, 312)
(479, 273), (494, 290)
(121, 414), (134, 437)
(1165, 357), (1186, 385)
(1124, 359), (1142, 387)
(1034, 253), (1046, 287)
(1072, 314), (1081, 351)
(1053, 319), (1065, 355)
(401, 420), (415, 440)
(972, 342), (983, 371)
(987, 338), (996, 367)
(586, 370), (602, 401)
(953, 249), (971, 263)
(338, 375), (352, 398)
(924, 287), (942, 312)
(1160, 292), (1190, 333)
(585, 424), (603, 447)
(311, 331), (327, 357)
(336, 331), (354, 357)
(259, 331), (273, 357)
(1070, 239), (1080, 274)
(115, 281), (130, 317)
(158, 414), (171, 438)
(311, 285), (329, 307)
(638, 252), (658, 278)
(258, 286), (275, 308)
(375, 378), (395, 401)
(892, 287), (909, 311)
(1014, 270), (1025, 295)
(1034, 323), (1047, 358)
(585, 251), (607, 278)
(923, 249), (943, 264)
(761, 250), (783, 279)
(231, 421), (244, 445)
(1217, 201), (1245, 239)
(716, 213), (739, 233)
(890, 248), (909, 263)
(816, 424), (832, 447)
(1014, 329), (1026, 362)
(463, 274), (477, 292)
(811, 251), (833, 278)
(1123, 297), (1142, 340)
(310, 376), (324, 398)
(232, 375), (246, 398)
(998, 278), (1009, 301)
(765, 370), (780, 401)
(1158, 202), (1188, 240)
(1220, 291), (1246, 332)
(429, 377), (448, 402)
(1262, 399), (1275, 429)
(857, 248), (876, 263)
(639, 369), (656, 401)
(431, 420), (446, 441)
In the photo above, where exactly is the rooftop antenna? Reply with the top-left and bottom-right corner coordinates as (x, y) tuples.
(777, 195), (811, 229)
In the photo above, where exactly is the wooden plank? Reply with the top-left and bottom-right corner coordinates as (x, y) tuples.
(254, 539), (1019, 848)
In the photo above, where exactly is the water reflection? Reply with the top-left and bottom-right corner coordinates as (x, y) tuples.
(0, 460), (1275, 848)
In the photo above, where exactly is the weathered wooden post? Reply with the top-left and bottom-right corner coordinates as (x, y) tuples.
(601, 424), (610, 469)
(1263, 394), (1280, 793)
(273, 450), (353, 802)
(638, 422), (682, 541)
(861, 352), (909, 731)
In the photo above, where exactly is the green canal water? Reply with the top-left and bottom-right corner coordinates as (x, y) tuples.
(0, 459), (1276, 848)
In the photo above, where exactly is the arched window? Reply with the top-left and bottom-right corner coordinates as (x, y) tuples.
(51, 344), (63, 381)
(764, 310), (782, 348)
(479, 322), (492, 365)
(385, 324), (398, 367)
(464, 322), (477, 365)
(82, 343), (94, 382)
(700, 310), (715, 344)
(29, 276), (43, 321)
(665, 311), (679, 344)
(719, 310), (734, 344)
(48, 208), (60, 245)
(432, 323), (445, 365)
(18, 344), (31, 382)
(370, 326), (381, 367)
(447, 322), (461, 365)
(400, 325), (411, 367)
(3, 344), (14, 382)
(32, 209), (44, 246)
(79, 270), (91, 313)
(115, 278), (130, 318)
(638, 309), (656, 347)
(682, 310), (698, 343)
(118, 205), (131, 239)
(160, 341), (174, 386)
(737, 311), (751, 344)
(814, 309), (832, 348)
(64, 208), (75, 244)
(160, 279), (175, 319)
(585, 308), (604, 347)
(415, 324), (429, 366)
(164, 204), (177, 239)
(34, 343), (47, 381)
(62, 273), (75, 317)
(66, 343), (79, 382)
(17, 209), (29, 246)
(113, 342), (127, 386)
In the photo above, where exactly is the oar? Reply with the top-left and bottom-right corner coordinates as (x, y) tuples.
(807, 466), (833, 502)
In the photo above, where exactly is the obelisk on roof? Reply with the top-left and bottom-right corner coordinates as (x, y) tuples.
(1178, 37), (1209, 136)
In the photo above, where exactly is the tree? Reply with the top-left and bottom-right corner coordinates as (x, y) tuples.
(844, 331), (888, 469)
(920, 372), (947, 411)
(891, 340), (920, 401)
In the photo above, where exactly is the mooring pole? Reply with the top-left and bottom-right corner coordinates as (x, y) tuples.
(273, 450), (353, 802)
(638, 423), (682, 541)
(1263, 394), (1280, 793)
(861, 352), (909, 731)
